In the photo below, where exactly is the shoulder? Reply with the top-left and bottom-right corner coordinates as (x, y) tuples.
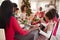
(10, 16), (16, 21)
(47, 21), (54, 30)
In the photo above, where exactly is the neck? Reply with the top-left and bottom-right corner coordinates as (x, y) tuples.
(46, 19), (51, 22)
(22, 11), (26, 13)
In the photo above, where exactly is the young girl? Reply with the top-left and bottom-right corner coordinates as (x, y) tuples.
(38, 9), (56, 40)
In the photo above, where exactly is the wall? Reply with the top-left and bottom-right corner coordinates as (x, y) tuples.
(56, 0), (60, 18)
(10, 0), (60, 15)
(0, 0), (4, 5)
(58, 0), (60, 18)
(29, 0), (54, 13)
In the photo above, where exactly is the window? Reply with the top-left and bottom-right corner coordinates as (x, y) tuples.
(30, 2), (37, 13)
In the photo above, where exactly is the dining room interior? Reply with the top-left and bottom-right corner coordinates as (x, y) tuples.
(0, 0), (60, 40)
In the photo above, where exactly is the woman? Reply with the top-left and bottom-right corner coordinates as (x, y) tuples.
(50, 9), (59, 40)
(38, 9), (56, 40)
(12, 3), (19, 18)
(0, 1), (39, 40)
(14, 8), (19, 19)
(36, 7), (44, 18)
(20, 5), (27, 20)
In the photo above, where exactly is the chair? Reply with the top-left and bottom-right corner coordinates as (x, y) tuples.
(0, 29), (6, 40)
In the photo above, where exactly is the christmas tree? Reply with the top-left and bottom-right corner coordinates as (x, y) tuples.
(22, 0), (32, 16)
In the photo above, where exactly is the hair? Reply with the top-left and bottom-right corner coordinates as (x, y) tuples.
(15, 8), (19, 12)
(39, 7), (42, 11)
(0, 1), (13, 29)
(45, 9), (56, 20)
(55, 10), (59, 18)
(16, 8), (19, 10)
(21, 5), (26, 12)
(12, 3), (17, 8)
(12, 3), (18, 12)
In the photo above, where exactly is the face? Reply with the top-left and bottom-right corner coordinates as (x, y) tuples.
(13, 7), (16, 13)
(24, 7), (26, 11)
(15, 10), (19, 14)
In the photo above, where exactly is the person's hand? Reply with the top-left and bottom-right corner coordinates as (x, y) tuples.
(29, 26), (40, 32)
(34, 26), (40, 30)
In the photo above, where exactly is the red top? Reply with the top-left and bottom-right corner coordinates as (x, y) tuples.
(5, 16), (28, 40)
(53, 21), (59, 36)
(53, 16), (59, 36)
(35, 11), (44, 18)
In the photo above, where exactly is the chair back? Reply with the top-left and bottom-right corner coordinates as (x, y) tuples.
(0, 29), (6, 40)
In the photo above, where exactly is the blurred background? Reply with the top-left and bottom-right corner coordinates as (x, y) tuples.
(0, 0), (60, 17)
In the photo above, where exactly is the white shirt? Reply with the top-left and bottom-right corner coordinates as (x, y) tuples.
(20, 12), (27, 20)
(39, 21), (54, 38)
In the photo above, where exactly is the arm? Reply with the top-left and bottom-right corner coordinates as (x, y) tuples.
(39, 22), (53, 38)
(39, 30), (52, 38)
(12, 17), (29, 36)
(12, 17), (39, 36)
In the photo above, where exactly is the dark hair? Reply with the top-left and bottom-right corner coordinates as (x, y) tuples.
(55, 11), (59, 18)
(0, 1), (13, 29)
(45, 9), (56, 20)
(16, 8), (19, 10)
(21, 5), (26, 12)
(15, 8), (19, 11)
(12, 3), (18, 12)
(39, 7), (42, 11)
(12, 3), (17, 8)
